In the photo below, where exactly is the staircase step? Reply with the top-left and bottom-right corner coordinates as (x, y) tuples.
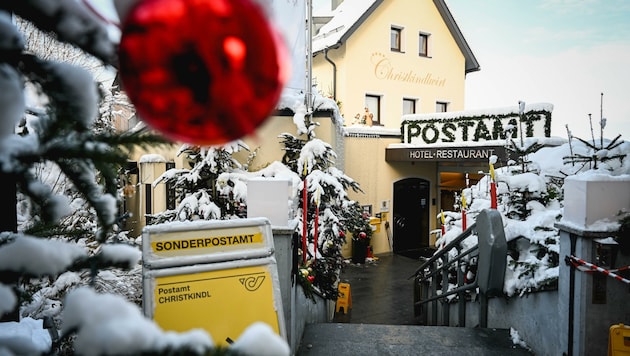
(297, 323), (533, 355)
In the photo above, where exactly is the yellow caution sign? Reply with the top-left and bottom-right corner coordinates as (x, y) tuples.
(145, 257), (285, 347)
(335, 283), (352, 314)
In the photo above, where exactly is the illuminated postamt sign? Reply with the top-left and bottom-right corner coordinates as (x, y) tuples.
(144, 257), (286, 347)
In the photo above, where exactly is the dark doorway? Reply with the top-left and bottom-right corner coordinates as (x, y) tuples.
(393, 178), (430, 259)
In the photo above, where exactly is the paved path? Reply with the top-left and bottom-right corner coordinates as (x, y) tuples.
(296, 253), (533, 355)
(332, 253), (421, 325)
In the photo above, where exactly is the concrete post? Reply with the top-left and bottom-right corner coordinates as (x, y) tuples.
(556, 175), (630, 355)
(272, 224), (298, 350)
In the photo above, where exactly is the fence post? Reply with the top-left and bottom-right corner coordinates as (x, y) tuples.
(456, 246), (466, 326)
(475, 209), (507, 327)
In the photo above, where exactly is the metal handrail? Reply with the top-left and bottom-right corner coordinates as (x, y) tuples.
(409, 222), (477, 279)
(412, 222), (481, 327)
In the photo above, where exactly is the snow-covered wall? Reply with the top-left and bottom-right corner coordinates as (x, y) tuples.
(272, 226), (330, 355)
(556, 224), (630, 356)
(445, 291), (560, 355)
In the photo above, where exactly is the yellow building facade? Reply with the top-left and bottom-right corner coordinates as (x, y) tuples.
(310, 0), (482, 258)
(312, 0), (478, 126)
(121, 0), (555, 260)
(121, 0), (481, 258)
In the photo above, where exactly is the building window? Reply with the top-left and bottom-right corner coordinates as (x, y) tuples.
(390, 26), (403, 52)
(365, 95), (381, 125)
(436, 101), (448, 112)
(419, 32), (429, 57)
(403, 98), (417, 115)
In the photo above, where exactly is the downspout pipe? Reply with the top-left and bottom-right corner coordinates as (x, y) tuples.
(324, 47), (337, 101)
(305, 0), (313, 112)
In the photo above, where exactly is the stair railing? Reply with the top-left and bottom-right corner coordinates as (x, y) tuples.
(410, 209), (507, 328)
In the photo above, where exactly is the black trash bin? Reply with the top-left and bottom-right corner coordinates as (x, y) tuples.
(352, 238), (368, 264)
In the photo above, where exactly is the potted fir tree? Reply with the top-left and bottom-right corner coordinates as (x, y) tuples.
(345, 204), (373, 264)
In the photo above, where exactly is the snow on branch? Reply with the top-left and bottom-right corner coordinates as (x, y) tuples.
(2, 0), (117, 65)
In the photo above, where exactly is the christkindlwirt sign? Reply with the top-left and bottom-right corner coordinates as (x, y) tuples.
(401, 103), (553, 146)
(371, 52), (446, 87)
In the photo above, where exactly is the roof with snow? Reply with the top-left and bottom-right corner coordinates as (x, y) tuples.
(312, 0), (480, 73)
(402, 102), (555, 121)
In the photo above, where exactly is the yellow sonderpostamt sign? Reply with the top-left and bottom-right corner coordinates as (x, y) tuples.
(142, 218), (286, 346)
(142, 218), (274, 269)
(151, 230), (264, 254)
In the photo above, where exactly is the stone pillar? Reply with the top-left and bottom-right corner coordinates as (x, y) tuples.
(556, 174), (630, 356)
(272, 224), (298, 350)
(247, 178), (298, 349)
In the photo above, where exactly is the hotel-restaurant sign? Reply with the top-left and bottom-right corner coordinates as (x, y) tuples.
(387, 104), (553, 162)
(386, 145), (508, 162)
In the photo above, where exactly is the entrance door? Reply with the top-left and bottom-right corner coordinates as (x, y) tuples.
(393, 178), (430, 258)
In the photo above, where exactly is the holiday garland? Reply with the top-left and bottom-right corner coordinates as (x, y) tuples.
(401, 110), (552, 144)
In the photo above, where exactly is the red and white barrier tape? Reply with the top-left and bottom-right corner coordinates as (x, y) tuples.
(568, 255), (630, 285)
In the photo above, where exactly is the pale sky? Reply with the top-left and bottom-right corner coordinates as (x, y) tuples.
(445, 0), (630, 141)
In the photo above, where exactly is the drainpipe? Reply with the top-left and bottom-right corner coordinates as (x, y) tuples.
(324, 47), (337, 101)
(306, 0), (313, 112)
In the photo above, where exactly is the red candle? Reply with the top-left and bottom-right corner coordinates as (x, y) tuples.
(302, 176), (307, 264)
(313, 206), (319, 265)
(489, 163), (497, 209)
(313, 188), (321, 264)
(461, 193), (467, 230)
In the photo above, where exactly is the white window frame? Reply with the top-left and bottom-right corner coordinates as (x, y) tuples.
(403, 98), (418, 115)
(365, 94), (382, 125)
(390, 25), (404, 52)
(418, 31), (430, 57)
(436, 101), (449, 113)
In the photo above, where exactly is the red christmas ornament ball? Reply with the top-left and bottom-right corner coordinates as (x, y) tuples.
(118, 0), (289, 145)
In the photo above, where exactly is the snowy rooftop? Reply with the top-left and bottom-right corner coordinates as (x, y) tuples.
(312, 0), (377, 53)
(311, 0), (479, 72)
(402, 103), (554, 121)
(387, 136), (567, 149)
